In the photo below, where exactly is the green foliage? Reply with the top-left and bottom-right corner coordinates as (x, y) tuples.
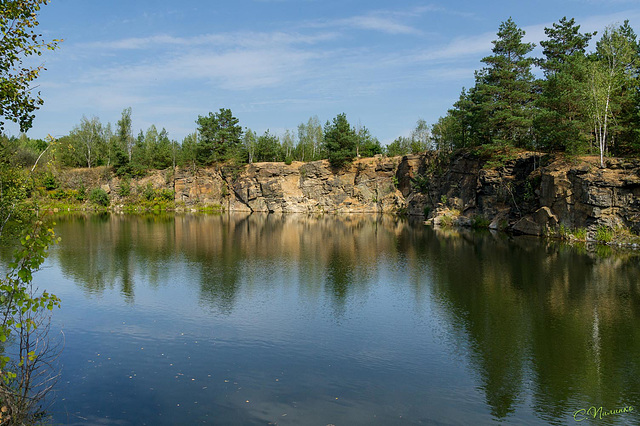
(89, 188), (109, 207)
(48, 188), (66, 200)
(137, 182), (175, 209)
(117, 107), (134, 164)
(118, 178), (131, 197)
(588, 22), (640, 166)
(411, 173), (430, 193)
(471, 215), (491, 229)
(473, 18), (536, 147)
(474, 144), (520, 169)
(385, 136), (412, 157)
(431, 16), (640, 158)
(0, 220), (61, 422)
(42, 173), (58, 190)
(356, 125), (382, 157)
(75, 182), (86, 202)
(196, 108), (243, 165)
(324, 113), (357, 168)
(296, 116), (324, 162)
(141, 182), (156, 201)
(573, 228), (587, 241)
(0, 0), (61, 132)
(254, 130), (281, 162)
(595, 226), (614, 243)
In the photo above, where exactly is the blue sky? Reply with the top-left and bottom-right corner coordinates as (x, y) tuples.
(8, 0), (640, 144)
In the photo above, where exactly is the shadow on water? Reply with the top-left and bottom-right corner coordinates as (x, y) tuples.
(44, 212), (640, 424)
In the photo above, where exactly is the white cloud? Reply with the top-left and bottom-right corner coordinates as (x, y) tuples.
(341, 14), (422, 35)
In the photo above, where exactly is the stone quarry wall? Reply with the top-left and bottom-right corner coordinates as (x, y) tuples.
(77, 152), (640, 236)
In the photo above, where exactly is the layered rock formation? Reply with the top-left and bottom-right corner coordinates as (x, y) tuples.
(172, 158), (405, 214)
(70, 151), (640, 237)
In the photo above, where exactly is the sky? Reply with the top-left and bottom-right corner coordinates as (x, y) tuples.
(6, 0), (640, 144)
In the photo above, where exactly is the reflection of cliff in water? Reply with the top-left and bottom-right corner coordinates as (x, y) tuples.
(50, 213), (640, 424)
(425, 228), (640, 423)
(51, 213), (423, 310)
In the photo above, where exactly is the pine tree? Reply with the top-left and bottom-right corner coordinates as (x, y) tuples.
(535, 17), (595, 153)
(473, 18), (536, 147)
(323, 113), (357, 168)
(196, 108), (243, 165)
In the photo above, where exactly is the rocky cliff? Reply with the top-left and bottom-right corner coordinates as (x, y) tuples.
(171, 157), (405, 214)
(401, 151), (640, 237)
(73, 151), (640, 237)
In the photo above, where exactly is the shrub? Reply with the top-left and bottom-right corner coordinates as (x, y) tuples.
(118, 178), (131, 197)
(157, 189), (174, 202)
(595, 226), (613, 243)
(42, 173), (58, 190)
(573, 228), (587, 241)
(89, 188), (109, 207)
(411, 173), (429, 193)
(472, 215), (491, 229)
(141, 183), (155, 201)
(557, 224), (570, 239)
(76, 182), (86, 201)
(49, 188), (67, 200)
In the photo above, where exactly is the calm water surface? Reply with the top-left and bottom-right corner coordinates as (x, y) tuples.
(29, 213), (640, 425)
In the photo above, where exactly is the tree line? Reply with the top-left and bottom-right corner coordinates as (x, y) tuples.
(3, 16), (639, 177)
(1, 110), (432, 175)
(432, 17), (640, 167)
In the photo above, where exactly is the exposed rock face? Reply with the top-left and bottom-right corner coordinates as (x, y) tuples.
(62, 152), (640, 236)
(404, 153), (640, 236)
(173, 157), (406, 214)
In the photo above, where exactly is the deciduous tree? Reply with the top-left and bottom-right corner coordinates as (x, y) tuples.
(0, 0), (61, 132)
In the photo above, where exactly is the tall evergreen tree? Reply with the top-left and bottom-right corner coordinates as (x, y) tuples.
(323, 113), (357, 168)
(535, 17), (595, 152)
(196, 108), (243, 165)
(474, 18), (536, 147)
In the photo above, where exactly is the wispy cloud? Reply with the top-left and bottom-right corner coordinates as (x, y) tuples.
(78, 31), (339, 51)
(340, 14), (422, 35)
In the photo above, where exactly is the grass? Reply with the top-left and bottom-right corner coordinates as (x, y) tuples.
(471, 215), (491, 229)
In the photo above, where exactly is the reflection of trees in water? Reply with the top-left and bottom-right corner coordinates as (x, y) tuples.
(426, 228), (640, 423)
(52, 213), (419, 314)
(49, 213), (640, 423)
(53, 213), (177, 303)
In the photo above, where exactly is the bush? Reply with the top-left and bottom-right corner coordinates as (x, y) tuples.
(573, 228), (587, 241)
(76, 182), (86, 201)
(595, 226), (613, 243)
(42, 173), (58, 190)
(48, 188), (67, 200)
(471, 215), (491, 229)
(89, 188), (109, 207)
(140, 183), (155, 201)
(118, 178), (131, 197)
(157, 189), (174, 202)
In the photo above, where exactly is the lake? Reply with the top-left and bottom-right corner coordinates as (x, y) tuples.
(27, 213), (640, 424)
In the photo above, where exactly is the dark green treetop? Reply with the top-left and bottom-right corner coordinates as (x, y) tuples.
(540, 17), (595, 76)
(323, 113), (357, 168)
(474, 18), (536, 147)
(196, 108), (243, 165)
